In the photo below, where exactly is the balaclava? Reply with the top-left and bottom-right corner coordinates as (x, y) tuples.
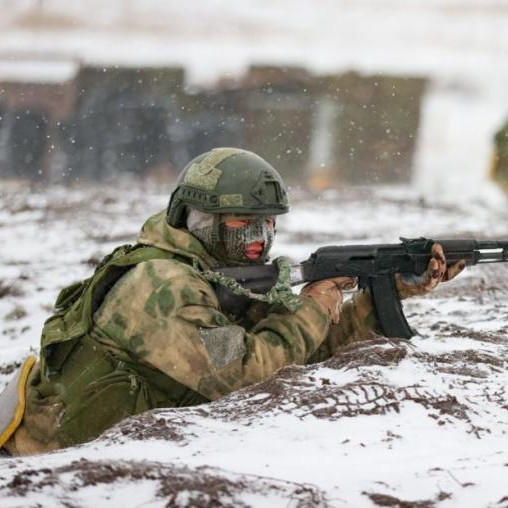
(186, 207), (275, 266)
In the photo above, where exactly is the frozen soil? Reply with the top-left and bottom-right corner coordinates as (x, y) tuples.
(1, 459), (329, 508)
(1, 182), (508, 507)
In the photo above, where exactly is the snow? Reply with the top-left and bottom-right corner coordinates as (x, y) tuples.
(1, 1), (508, 200)
(1, 1), (507, 83)
(1, 182), (508, 506)
(0, 58), (79, 84)
(1, 2), (508, 505)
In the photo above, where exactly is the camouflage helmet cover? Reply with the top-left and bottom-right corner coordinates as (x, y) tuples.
(167, 147), (289, 227)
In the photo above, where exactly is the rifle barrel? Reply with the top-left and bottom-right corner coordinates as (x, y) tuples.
(477, 248), (508, 263)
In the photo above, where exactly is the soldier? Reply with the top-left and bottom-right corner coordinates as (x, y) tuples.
(492, 118), (508, 190)
(0, 147), (464, 456)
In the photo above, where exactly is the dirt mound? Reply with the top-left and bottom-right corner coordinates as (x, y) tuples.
(112, 338), (481, 445)
(0, 458), (329, 507)
(364, 491), (452, 508)
(2, 185), (508, 506)
(325, 338), (409, 369)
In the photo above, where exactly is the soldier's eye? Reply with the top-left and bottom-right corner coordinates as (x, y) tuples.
(224, 219), (249, 228)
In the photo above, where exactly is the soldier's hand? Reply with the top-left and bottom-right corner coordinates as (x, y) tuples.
(395, 243), (466, 299)
(300, 277), (357, 324)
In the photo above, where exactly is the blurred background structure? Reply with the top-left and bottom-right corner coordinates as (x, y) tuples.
(0, 0), (508, 199)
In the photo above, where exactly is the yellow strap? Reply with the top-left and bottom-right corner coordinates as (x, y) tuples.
(0, 355), (37, 449)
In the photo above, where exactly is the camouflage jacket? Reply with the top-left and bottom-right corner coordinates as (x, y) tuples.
(95, 211), (380, 393)
(95, 210), (331, 400)
(9, 211), (380, 455)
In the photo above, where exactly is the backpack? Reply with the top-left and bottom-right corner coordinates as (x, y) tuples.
(40, 244), (175, 377)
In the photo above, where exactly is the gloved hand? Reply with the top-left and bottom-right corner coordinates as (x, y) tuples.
(395, 243), (465, 299)
(301, 277), (357, 324)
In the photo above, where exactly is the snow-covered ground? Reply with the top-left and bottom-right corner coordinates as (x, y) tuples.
(1, 181), (508, 507)
(1, 2), (508, 505)
(1, 0), (507, 84)
(1, 0), (508, 199)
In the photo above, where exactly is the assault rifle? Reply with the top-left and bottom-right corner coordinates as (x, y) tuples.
(214, 237), (508, 339)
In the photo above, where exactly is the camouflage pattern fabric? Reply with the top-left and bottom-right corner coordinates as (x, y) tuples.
(6, 210), (380, 455)
(202, 257), (302, 313)
(94, 213), (330, 400)
(182, 147), (238, 191)
(308, 290), (382, 363)
(492, 119), (508, 190)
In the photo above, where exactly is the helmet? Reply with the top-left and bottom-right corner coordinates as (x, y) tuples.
(167, 147), (289, 228)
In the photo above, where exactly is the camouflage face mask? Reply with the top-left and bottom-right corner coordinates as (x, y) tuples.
(219, 216), (275, 265)
(187, 209), (275, 266)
